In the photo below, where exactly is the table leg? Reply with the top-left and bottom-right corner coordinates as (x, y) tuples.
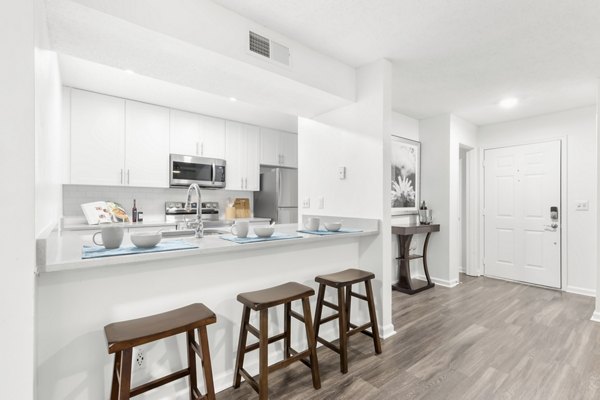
(397, 234), (413, 290)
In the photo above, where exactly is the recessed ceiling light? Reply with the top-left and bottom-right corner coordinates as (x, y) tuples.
(499, 97), (519, 109)
(124, 69), (135, 74)
(229, 97), (237, 102)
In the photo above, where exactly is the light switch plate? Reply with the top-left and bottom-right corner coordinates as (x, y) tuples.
(575, 200), (589, 211)
(338, 166), (346, 180)
(302, 198), (310, 208)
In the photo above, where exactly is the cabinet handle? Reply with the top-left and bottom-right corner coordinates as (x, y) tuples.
(196, 142), (199, 155)
(201, 142), (204, 156)
(245, 177), (248, 189)
(241, 177), (243, 189)
(120, 169), (123, 184)
(127, 169), (130, 185)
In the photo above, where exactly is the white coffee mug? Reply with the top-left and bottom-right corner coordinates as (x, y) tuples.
(304, 217), (320, 231)
(231, 221), (249, 238)
(93, 225), (124, 249)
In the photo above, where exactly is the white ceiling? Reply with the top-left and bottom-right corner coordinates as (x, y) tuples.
(212, 0), (600, 125)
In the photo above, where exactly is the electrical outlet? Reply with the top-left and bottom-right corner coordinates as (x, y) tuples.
(302, 198), (310, 208)
(575, 200), (589, 211)
(135, 348), (145, 369)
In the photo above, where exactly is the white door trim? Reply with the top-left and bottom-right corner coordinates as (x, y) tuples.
(479, 136), (568, 290)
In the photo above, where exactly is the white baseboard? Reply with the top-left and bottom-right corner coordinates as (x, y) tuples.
(565, 285), (596, 297)
(591, 310), (600, 323)
(381, 323), (396, 339)
(413, 274), (459, 288)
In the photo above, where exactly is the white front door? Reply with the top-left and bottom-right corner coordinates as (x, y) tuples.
(484, 140), (561, 288)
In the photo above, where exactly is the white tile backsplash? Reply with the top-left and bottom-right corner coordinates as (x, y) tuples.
(63, 184), (253, 219)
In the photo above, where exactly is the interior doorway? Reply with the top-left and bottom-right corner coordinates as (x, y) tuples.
(458, 144), (477, 279)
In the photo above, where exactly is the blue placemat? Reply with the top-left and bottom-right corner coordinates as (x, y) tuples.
(297, 228), (363, 236)
(220, 232), (302, 244)
(82, 240), (198, 259)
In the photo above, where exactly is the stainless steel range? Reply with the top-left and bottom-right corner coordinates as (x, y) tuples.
(165, 201), (220, 223)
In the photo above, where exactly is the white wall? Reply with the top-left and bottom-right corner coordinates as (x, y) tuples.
(298, 59), (395, 337)
(0, 0), (36, 398)
(479, 106), (597, 296)
(35, 0), (63, 236)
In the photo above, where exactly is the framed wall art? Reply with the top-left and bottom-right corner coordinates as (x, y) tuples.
(391, 135), (421, 215)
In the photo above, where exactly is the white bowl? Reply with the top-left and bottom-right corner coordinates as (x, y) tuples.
(254, 226), (275, 238)
(130, 232), (162, 248)
(324, 222), (342, 232)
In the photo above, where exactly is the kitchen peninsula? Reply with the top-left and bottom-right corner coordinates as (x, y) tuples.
(35, 218), (380, 399)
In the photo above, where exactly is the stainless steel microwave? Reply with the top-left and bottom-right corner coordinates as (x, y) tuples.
(169, 154), (226, 189)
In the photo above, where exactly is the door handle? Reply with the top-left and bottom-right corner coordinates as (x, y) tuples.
(544, 223), (559, 231)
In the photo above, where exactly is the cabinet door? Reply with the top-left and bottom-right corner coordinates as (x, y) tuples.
(280, 132), (298, 168)
(199, 115), (225, 159)
(170, 109), (201, 156)
(244, 124), (261, 191)
(70, 89), (125, 185)
(125, 100), (170, 188)
(259, 127), (280, 166)
(225, 121), (245, 190)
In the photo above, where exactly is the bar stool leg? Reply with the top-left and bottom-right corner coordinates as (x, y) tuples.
(258, 309), (269, 400)
(110, 351), (122, 400)
(187, 329), (199, 399)
(313, 283), (326, 339)
(198, 325), (216, 400)
(345, 285), (352, 332)
(337, 287), (348, 374)
(365, 279), (382, 354)
(301, 298), (321, 389)
(284, 302), (291, 359)
(119, 348), (133, 400)
(233, 306), (251, 388)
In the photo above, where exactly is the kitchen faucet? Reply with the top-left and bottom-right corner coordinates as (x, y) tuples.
(185, 183), (204, 238)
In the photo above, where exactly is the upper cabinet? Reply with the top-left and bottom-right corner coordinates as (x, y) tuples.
(170, 110), (225, 159)
(259, 128), (298, 168)
(70, 89), (125, 186)
(125, 100), (170, 188)
(70, 89), (169, 188)
(225, 121), (260, 191)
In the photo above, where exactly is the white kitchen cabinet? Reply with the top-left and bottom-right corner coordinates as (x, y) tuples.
(70, 89), (125, 186)
(125, 100), (170, 188)
(170, 110), (225, 158)
(259, 128), (298, 168)
(225, 121), (260, 191)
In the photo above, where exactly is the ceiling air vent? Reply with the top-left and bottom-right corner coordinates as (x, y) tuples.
(249, 31), (290, 66)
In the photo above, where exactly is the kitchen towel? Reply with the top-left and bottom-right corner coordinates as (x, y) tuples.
(82, 240), (198, 259)
(220, 232), (302, 244)
(297, 228), (363, 236)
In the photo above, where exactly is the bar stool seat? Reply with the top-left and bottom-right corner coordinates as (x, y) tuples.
(314, 268), (382, 374)
(234, 282), (321, 399)
(104, 303), (216, 400)
(237, 282), (314, 310)
(315, 269), (375, 288)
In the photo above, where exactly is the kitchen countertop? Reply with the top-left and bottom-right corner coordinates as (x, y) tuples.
(38, 220), (379, 273)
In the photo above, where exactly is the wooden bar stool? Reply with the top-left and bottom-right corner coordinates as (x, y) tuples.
(313, 268), (382, 373)
(233, 282), (321, 399)
(104, 303), (217, 400)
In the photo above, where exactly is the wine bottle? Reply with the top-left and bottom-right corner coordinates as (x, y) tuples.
(132, 199), (138, 223)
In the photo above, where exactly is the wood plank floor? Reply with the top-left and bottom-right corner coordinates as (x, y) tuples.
(218, 275), (600, 399)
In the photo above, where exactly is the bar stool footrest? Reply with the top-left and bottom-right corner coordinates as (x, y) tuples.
(316, 336), (340, 354)
(319, 313), (340, 325)
(239, 368), (259, 392)
(130, 368), (190, 397)
(268, 350), (311, 373)
(350, 291), (368, 301)
(322, 300), (339, 310)
(245, 332), (287, 353)
(348, 322), (373, 337)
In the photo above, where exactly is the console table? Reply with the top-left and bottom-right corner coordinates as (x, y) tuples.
(392, 224), (440, 295)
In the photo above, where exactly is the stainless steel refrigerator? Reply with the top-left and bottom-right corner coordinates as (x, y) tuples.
(253, 168), (298, 223)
